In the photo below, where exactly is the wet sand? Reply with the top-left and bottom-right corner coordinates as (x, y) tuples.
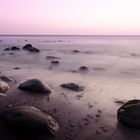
(0, 36), (140, 140)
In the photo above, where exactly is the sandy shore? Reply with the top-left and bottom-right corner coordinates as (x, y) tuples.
(0, 36), (140, 140)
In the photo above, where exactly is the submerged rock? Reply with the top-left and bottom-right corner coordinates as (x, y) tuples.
(22, 44), (40, 53)
(4, 48), (10, 51)
(46, 56), (60, 60)
(117, 99), (140, 128)
(51, 60), (60, 65)
(22, 44), (33, 50)
(72, 50), (79, 53)
(60, 82), (84, 92)
(18, 79), (51, 93)
(11, 46), (20, 50)
(0, 106), (59, 136)
(79, 66), (88, 71)
(0, 80), (10, 93)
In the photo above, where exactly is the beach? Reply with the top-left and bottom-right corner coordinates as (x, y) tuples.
(0, 35), (140, 140)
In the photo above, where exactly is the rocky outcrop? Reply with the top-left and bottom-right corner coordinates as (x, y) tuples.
(0, 106), (59, 136)
(18, 79), (51, 93)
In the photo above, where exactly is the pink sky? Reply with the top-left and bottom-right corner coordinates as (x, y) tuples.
(0, 0), (140, 35)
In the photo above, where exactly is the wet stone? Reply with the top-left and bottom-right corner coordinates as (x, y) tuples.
(18, 79), (51, 94)
(117, 99), (140, 128)
(60, 82), (84, 92)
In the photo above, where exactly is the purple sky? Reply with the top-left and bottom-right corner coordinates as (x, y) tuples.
(0, 0), (140, 35)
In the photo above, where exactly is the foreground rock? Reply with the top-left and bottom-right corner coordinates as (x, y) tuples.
(22, 44), (40, 53)
(18, 79), (51, 93)
(0, 80), (10, 93)
(0, 106), (59, 136)
(117, 99), (140, 128)
(60, 82), (84, 92)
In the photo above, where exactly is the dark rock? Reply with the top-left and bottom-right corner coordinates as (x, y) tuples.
(13, 67), (20, 70)
(9, 52), (15, 55)
(72, 50), (79, 53)
(51, 61), (59, 64)
(4, 48), (10, 51)
(46, 56), (60, 60)
(94, 67), (105, 71)
(18, 79), (51, 93)
(79, 66), (88, 71)
(117, 99), (140, 128)
(23, 44), (40, 53)
(0, 106), (59, 136)
(60, 82), (84, 92)
(11, 46), (20, 50)
(28, 47), (40, 53)
(0, 76), (14, 83)
(0, 80), (10, 93)
(22, 44), (33, 50)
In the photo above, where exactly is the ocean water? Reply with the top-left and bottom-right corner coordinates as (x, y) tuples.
(0, 35), (140, 78)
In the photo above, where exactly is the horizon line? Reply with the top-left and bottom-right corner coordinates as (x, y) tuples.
(1, 34), (140, 36)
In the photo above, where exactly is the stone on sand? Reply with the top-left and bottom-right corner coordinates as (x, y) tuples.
(0, 80), (10, 93)
(0, 106), (59, 136)
(60, 82), (84, 92)
(117, 99), (140, 128)
(18, 79), (51, 93)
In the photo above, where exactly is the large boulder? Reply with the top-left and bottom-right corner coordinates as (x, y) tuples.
(0, 106), (59, 136)
(117, 99), (140, 128)
(60, 82), (84, 92)
(18, 79), (51, 93)
(0, 80), (10, 93)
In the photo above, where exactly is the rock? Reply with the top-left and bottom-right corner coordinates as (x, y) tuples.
(117, 99), (140, 128)
(28, 47), (40, 53)
(51, 61), (59, 65)
(13, 67), (20, 70)
(0, 80), (10, 93)
(0, 76), (14, 83)
(18, 79), (51, 93)
(46, 56), (60, 60)
(9, 52), (15, 55)
(22, 44), (33, 50)
(79, 66), (88, 71)
(60, 83), (84, 92)
(11, 46), (20, 50)
(72, 50), (79, 53)
(22, 44), (40, 53)
(4, 48), (10, 51)
(0, 106), (59, 136)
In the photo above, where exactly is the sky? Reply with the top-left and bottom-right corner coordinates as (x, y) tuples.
(0, 0), (140, 35)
